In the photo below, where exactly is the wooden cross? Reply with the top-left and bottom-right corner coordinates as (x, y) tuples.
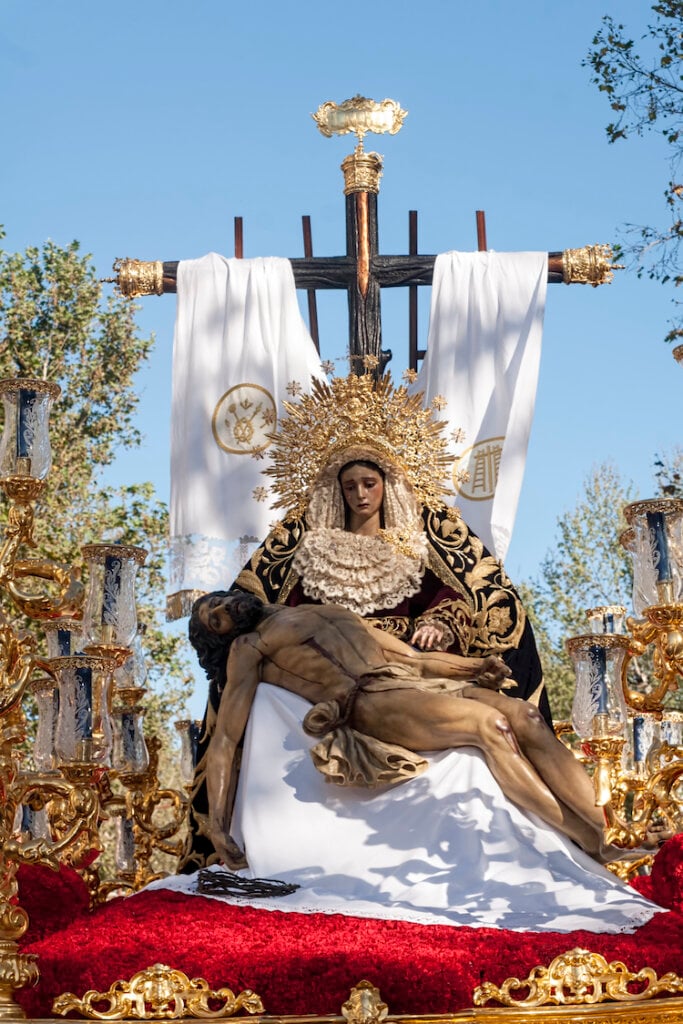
(112, 96), (616, 373)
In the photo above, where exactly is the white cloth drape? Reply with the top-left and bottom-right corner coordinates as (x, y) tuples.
(416, 251), (547, 561)
(168, 254), (322, 616)
(151, 685), (662, 934)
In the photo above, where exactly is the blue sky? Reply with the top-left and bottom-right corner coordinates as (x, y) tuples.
(2, 2), (680, 713)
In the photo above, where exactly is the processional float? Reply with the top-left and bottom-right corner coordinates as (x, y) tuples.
(1, 96), (682, 1023)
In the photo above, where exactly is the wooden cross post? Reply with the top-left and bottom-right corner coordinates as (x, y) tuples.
(111, 96), (618, 373)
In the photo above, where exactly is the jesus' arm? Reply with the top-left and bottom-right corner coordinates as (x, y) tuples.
(363, 623), (513, 689)
(206, 632), (264, 867)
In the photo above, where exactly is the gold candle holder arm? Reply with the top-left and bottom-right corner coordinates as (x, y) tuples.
(5, 559), (84, 619)
(0, 479), (84, 620)
(584, 725), (683, 851)
(622, 609), (683, 712)
(131, 783), (188, 845)
(125, 736), (188, 827)
(602, 790), (656, 849)
(15, 773), (104, 870)
(0, 486), (42, 577)
(96, 737), (189, 897)
(641, 741), (683, 831)
(0, 627), (36, 717)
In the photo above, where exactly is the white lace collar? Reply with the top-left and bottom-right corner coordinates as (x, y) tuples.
(291, 527), (428, 617)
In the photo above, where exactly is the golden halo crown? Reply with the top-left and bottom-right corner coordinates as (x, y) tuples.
(264, 372), (454, 518)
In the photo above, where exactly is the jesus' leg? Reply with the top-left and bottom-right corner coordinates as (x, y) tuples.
(352, 686), (604, 854)
(460, 687), (607, 854)
(463, 687), (670, 859)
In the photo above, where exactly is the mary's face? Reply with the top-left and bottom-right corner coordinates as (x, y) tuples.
(339, 464), (384, 525)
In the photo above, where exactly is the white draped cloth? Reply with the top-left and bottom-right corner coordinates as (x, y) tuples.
(416, 251), (547, 561)
(168, 254), (322, 617)
(153, 685), (663, 934)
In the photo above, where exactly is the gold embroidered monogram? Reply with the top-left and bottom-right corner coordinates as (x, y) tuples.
(212, 383), (277, 455)
(452, 436), (505, 502)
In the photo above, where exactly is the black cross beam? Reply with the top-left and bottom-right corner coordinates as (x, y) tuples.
(115, 193), (595, 373)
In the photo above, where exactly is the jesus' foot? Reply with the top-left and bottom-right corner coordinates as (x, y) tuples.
(598, 825), (673, 865)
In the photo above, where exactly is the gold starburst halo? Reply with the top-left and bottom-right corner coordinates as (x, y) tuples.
(263, 372), (455, 517)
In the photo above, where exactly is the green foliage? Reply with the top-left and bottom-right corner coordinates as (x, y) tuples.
(585, 3), (683, 341)
(524, 454), (683, 718)
(522, 463), (636, 719)
(0, 234), (192, 747)
(653, 446), (683, 496)
(0, 237), (152, 544)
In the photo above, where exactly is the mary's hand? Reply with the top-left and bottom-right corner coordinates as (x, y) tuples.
(411, 622), (445, 650)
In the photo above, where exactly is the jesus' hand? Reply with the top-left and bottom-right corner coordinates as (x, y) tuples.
(475, 655), (514, 691)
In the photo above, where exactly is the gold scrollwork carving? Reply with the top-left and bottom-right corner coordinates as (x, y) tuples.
(341, 981), (388, 1024)
(473, 947), (683, 1008)
(313, 96), (407, 143)
(22, 771), (103, 869)
(94, 736), (189, 901)
(112, 259), (164, 298)
(562, 244), (619, 286)
(0, 627), (36, 717)
(623, 605), (683, 712)
(0, 944), (39, 1006)
(341, 150), (384, 196)
(52, 963), (265, 1020)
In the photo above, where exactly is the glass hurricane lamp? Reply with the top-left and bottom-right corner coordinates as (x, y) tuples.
(52, 655), (113, 767)
(623, 498), (683, 608)
(0, 378), (60, 486)
(81, 543), (147, 663)
(567, 625), (630, 741)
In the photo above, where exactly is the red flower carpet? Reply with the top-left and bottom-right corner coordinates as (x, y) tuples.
(16, 838), (683, 1019)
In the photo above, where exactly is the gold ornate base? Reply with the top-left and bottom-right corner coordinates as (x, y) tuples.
(42, 958), (683, 1024)
(52, 964), (264, 1020)
(0, 940), (38, 1021)
(464, 998), (683, 1021)
(44, 995), (683, 1024)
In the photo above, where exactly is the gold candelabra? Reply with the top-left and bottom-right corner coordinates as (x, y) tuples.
(0, 378), (189, 1014)
(565, 499), (683, 870)
(96, 734), (189, 901)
